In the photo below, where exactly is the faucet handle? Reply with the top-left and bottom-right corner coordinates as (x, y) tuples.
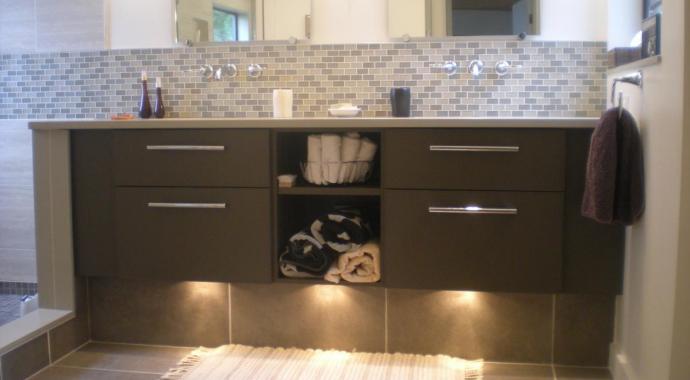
(431, 60), (459, 76)
(247, 64), (264, 79)
(468, 60), (485, 78)
(494, 60), (522, 77)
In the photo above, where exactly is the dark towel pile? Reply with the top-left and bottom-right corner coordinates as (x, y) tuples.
(280, 209), (371, 277)
(582, 107), (645, 225)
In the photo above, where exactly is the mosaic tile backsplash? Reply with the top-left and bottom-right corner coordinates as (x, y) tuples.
(0, 40), (607, 119)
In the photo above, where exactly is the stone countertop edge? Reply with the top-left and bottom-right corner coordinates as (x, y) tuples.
(28, 117), (599, 130)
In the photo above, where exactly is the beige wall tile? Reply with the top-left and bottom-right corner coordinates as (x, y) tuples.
(49, 277), (90, 361)
(554, 366), (611, 380)
(89, 278), (229, 347)
(0, 334), (49, 380)
(0, 185), (35, 251)
(0, 248), (36, 283)
(231, 283), (386, 353)
(387, 289), (553, 363)
(554, 294), (615, 366)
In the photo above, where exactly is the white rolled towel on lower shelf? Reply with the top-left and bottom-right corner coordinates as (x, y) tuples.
(325, 241), (381, 284)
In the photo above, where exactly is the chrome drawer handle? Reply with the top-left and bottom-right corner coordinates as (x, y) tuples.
(429, 145), (520, 153)
(146, 145), (225, 151)
(147, 202), (227, 209)
(428, 206), (518, 215)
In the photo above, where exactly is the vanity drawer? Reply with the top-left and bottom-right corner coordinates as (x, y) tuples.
(114, 129), (270, 187)
(383, 129), (566, 191)
(383, 190), (563, 292)
(114, 187), (271, 282)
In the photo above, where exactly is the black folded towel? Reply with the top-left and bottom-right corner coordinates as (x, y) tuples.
(310, 210), (371, 253)
(582, 107), (645, 225)
(279, 231), (338, 276)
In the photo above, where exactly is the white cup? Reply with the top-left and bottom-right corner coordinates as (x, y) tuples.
(273, 89), (294, 118)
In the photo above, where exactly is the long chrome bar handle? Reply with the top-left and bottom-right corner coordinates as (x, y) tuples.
(147, 203), (227, 209)
(146, 145), (225, 151)
(428, 206), (518, 215)
(429, 145), (520, 153)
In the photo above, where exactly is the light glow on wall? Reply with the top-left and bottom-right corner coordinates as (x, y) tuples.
(311, 284), (347, 304)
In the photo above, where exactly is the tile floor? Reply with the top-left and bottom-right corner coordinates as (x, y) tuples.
(0, 294), (22, 326)
(29, 342), (612, 380)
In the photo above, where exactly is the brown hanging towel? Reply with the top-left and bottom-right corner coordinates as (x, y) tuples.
(581, 107), (645, 225)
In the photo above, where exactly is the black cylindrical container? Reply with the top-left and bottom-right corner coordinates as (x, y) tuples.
(390, 87), (411, 117)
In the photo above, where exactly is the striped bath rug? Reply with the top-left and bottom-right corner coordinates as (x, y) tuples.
(162, 344), (482, 380)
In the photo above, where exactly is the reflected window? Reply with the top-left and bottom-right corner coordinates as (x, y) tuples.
(213, 8), (239, 41)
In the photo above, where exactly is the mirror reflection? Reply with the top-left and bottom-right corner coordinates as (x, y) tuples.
(176, 0), (540, 44)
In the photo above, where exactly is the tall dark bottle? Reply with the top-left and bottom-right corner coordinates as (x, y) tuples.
(154, 77), (165, 119)
(138, 71), (152, 119)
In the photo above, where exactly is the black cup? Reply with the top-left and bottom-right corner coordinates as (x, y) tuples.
(390, 87), (411, 117)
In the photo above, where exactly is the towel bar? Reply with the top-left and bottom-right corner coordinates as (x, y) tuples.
(610, 71), (643, 104)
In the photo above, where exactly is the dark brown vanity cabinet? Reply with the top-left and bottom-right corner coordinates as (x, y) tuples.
(71, 129), (272, 283)
(115, 187), (271, 282)
(383, 190), (564, 292)
(382, 129), (624, 294)
(71, 126), (623, 294)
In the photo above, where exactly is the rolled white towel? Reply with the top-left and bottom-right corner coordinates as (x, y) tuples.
(306, 135), (323, 185)
(321, 134), (342, 184)
(351, 138), (377, 182)
(338, 133), (361, 184)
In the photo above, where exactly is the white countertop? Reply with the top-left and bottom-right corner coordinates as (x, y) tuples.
(29, 117), (598, 130)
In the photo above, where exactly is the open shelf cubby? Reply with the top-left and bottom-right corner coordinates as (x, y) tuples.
(273, 130), (383, 285)
(275, 194), (382, 284)
(274, 130), (382, 192)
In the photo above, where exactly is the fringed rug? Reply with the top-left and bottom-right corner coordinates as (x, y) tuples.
(162, 344), (482, 380)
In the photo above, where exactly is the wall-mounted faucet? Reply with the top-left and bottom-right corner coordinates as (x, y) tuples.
(196, 64), (238, 81)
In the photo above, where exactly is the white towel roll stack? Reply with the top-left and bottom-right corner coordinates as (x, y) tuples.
(303, 132), (377, 186)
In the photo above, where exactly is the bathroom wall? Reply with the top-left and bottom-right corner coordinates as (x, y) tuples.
(0, 121), (36, 286)
(608, 0), (690, 379)
(0, 39), (607, 119)
(88, 278), (616, 367)
(0, 0), (104, 53)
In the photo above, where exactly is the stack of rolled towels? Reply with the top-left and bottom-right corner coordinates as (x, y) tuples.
(303, 133), (378, 185)
(279, 209), (381, 284)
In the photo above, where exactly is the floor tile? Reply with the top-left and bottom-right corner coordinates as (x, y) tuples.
(31, 366), (160, 380)
(554, 366), (611, 379)
(482, 363), (553, 379)
(56, 342), (191, 374)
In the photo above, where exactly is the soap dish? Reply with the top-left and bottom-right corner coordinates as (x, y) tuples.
(328, 103), (362, 117)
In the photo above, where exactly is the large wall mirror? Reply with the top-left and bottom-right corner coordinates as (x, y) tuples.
(176, 0), (540, 45)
